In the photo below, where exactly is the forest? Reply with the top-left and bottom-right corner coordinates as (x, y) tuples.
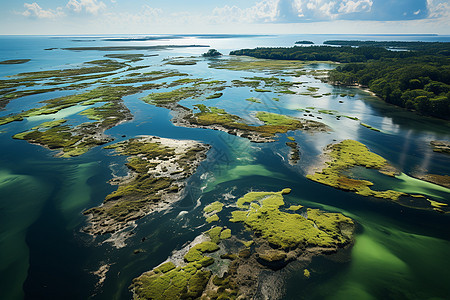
(230, 42), (450, 119)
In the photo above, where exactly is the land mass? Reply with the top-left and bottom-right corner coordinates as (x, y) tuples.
(230, 41), (450, 120)
(131, 189), (355, 299)
(83, 136), (210, 236)
(307, 139), (449, 212)
(0, 59), (30, 65)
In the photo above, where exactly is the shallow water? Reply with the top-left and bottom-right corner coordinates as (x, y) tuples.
(0, 34), (449, 300)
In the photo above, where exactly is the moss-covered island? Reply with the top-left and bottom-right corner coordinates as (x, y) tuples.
(307, 140), (449, 212)
(83, 136), (210, 235)
(131, 189), (355, 299)
(172, 105), (330, 143)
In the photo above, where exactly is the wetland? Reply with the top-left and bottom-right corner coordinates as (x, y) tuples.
(0, 34), (449, 300)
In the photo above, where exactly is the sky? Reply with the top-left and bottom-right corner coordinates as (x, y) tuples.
(0, 0), (449, 35)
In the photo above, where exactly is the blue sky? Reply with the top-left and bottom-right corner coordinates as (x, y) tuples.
(0, 0), (449, 35)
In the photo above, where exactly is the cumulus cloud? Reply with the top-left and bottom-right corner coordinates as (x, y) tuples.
(427, 0), (450, 18)
(211, 0), (278, 24)
(22, 2), (65, 18)
(103, 5), (162, 26)
(211, 0), (433, 23)
(66, 0), (107, 15)
(338, 0), (373, 14)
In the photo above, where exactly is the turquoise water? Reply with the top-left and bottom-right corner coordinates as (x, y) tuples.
(0, 34), (449, 299)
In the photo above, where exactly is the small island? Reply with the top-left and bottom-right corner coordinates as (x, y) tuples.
(131, 189), (355, 299)
(202, 49), (222, 57)
(295, 41), (314, 45)
(0, 59), (30, 64)
(83, 136), (210, 236)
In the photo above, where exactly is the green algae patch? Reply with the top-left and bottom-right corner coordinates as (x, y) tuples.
(231, 190), (354, 250)
(83, 136), (210, 235)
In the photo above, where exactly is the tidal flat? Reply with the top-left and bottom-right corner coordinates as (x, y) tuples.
(0, 35), (449, 300)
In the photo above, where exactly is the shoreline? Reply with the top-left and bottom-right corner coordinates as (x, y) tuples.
(82, 135), (211, 239)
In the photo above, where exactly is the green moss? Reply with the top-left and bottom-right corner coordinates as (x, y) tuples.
(184, 241), (220, 263)
(154, 262), (176, 274)
(206, 227), (223, 243)
(230, 190), (354, 250)
(288, 205), (303, 211)
(220, 229), (231, 240)
(204, 201), (224, 214)
(242, 240), (254, 247)
(307, 140), (407, 201)
(206, 214), (219, 223)
(131, 261), (211, 300)
(230, 211), (248, 223)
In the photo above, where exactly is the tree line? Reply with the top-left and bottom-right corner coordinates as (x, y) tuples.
(230, 42), (450, 119)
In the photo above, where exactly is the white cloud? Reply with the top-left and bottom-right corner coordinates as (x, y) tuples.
(103, 5), (162, 25)
(22, 2), (65, 18)
(427, 0), (450, 19)
(67, 0), (106, 15)
(211, 1), (279, 24)
(338, 0), (373, 14)
(212, 0), (376, 23)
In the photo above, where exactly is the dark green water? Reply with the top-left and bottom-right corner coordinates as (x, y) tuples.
(0, 35), (449, 300)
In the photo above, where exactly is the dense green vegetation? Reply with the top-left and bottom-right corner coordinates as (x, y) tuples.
(323, 40), (450, 53)
(295, 41), (314, 45)
(328, 56), (450, 119)
(230, 42), (450, 119)
(202, 49), (222, 57)
(230, 45), (416, 63)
